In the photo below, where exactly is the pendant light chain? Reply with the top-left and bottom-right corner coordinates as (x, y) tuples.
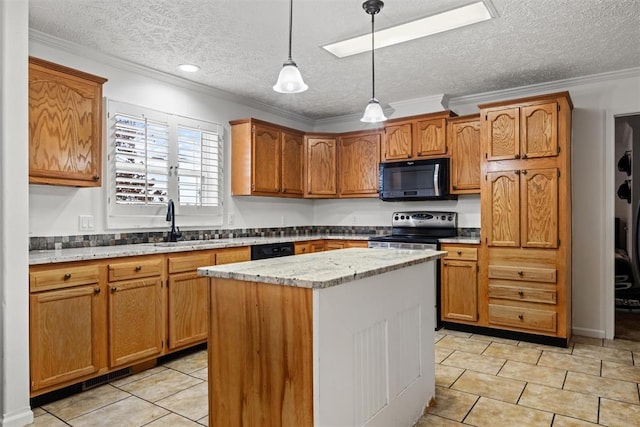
(287, 0), (293, 61)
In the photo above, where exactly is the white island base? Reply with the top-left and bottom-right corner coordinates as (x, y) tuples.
(200, 248), (440, 427)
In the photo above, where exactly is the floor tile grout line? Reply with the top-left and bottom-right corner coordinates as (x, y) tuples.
(47, 387), (134, 424)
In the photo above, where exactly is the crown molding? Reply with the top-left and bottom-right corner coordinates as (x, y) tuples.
(388, 93), (451, 115)
(29, 30), (316, 128)
(449, 67), (640, 109)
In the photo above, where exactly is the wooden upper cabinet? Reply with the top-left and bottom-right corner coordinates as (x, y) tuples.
(252, 124), (281, 194)
(448, 115), (481, 194)
(414, 118), (447, 157)
(521, 168), (558, 248)
(383, 122), (413, 160)
(305, 136), (337, 198)
(483, 168), (558, 248)
(281, 131), (304, 195)
(382, 111), (454, 162)
(483, 100), (559, 161)
(28, 57), (107, 187)
(230, 118), (303, 198)
(338, 131), (381, 198)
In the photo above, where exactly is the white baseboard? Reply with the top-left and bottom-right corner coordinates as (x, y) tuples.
(572, 326), (605, 339)
(0, 408), (33, 427)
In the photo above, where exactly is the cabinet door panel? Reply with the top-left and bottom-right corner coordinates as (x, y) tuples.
(281, 132), (304, 195)
(414, 118), (446, 157)
(252, 125), (280, 193)
(521, 103), (558, 159)
(305, 138), (337, 196)
(108, 278), (163, 367)
(485, 108), (519, 161)
(441, 260), (478, 322)
(215, 247), (250, 265)
(338, 133), (380, 197)
(521, 168), (558, 248)
(30, 285), (103, 391)
(168, 273), (209, 349)
(486, 171), (520, 247)
(383, 123), (412, 160)
(450, 120), (480, 193)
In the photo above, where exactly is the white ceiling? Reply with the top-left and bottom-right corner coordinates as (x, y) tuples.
(28, 0), (640, 120)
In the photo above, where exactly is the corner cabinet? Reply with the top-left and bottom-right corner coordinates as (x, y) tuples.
(382, 111), (455, 161)
(448, 114), (481, 194)
(480, 92), (572, 343)
(230, 118), (304, 197)
(28, 57), (107, 187)
(338, 130), (381, 198)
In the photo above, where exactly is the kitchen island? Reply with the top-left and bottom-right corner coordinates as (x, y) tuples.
(198, 247), (445, 427)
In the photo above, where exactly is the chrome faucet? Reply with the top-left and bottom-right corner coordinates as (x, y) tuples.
(166, 199), (182, 242)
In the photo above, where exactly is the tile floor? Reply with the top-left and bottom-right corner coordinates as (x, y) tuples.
(29, 329), (640, 426)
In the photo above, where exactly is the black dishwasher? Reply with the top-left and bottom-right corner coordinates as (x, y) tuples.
(250, 242), (295, 260)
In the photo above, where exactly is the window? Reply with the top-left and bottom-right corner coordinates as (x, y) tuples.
(107, 100), (223, 229)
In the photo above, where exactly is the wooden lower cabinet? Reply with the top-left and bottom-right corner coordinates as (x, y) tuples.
(215, 246), (251, 265)
(440, 244), (479, 323)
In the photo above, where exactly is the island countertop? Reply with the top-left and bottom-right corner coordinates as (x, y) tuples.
(197, 247), (445, 289)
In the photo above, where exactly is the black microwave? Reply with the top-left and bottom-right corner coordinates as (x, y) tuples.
(378, 158), (455, 201)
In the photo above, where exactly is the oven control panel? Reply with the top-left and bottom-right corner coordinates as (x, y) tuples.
(391, 211), (457, 228)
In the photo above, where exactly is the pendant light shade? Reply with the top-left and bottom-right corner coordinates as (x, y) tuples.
(361, 0), (387, 123)
(273, 0), (308, 93)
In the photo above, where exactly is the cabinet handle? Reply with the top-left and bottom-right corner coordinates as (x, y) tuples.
(457, 250), (462, 255)
(111, 286), (117, 292)
(514, 170), (520, 175)
(514, 154), (520, 159)
(522, 153), (528, 159)
(517, 271), (524, 276)
(135, 265), (142, 271)
(443, 262), (448, 266)
(518, 314), (524, 320)
(521, 169), (528, 175)
(518, 290), (524, 297)
(63, 273), (71, 280)
(452, 185), (458, 190)
(282, 188), (287, 193)
(94, 288), (101, 294)
(93, 175), (100, 181)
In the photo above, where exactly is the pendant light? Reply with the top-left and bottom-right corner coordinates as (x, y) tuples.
(273, 0), (308, 93)
(360, 0), (387, 123)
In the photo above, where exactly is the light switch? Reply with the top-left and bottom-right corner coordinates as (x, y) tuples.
(78, 215), (95, 231)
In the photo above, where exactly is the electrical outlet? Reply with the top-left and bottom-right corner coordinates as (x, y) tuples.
(78, 215), (95, 231)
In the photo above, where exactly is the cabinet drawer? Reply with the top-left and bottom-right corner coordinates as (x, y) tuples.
(30, 264), (100, 291)
(489, 284), (557, 304)
(108, 257), (163, 282)
(168, 253), (213, 274)
(295, 242), (311, 255)
(488, 265), (556, 283)
(443, 246), (478, 261)
(488, 304), (557, 333)
(215, 247), (250, 265)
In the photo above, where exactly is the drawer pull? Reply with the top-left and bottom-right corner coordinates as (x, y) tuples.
(517, 271), (524, 276)
(518, 290), (524, 297)
(443, 262), (448, 266)
(63, 273), (71, 280)
(135, 265), (142, 271)
(111, 286), (117, 292)
(518, 314), (524, 320)
(94, 288), (101, 294)
(457, 250), (462, 255)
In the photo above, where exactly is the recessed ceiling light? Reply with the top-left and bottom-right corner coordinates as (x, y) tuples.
(323, 1), (495, 58)
(177, 64), (200, 72)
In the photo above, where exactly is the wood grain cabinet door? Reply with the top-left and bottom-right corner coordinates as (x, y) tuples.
(521, 168), (558, 248)
(449, 118), (481, 194)
(108, 278), (163, 367)
(413, 118), (447, 157)
(168, 272), (209, 350)
(520, 102), (558, 159)
(484, 170), (520, 247)
(441, 259), (478, 322)
(30, 284), (104, 391)
(305, 138), (337, 197)
(383, 123), (412, 160)
(29, 58), (106, 187)
(484, 108), (520, 161)
(251, 124), (281, 194)
(338, 132), (380, 197)
(281, 132), (304, 195)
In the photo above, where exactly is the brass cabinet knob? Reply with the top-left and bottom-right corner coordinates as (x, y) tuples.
(63, 273), (71, 280)
(518, 290), (524, 297)
(135, 265), (142, 271)
(93, 175), (100, 181)
(517, 271), (524, 276)
(521, 169), (528, 175)
(457, 250), (462, 255)
(111, 286), (117, 292)
(94, 288), (101, 294)
(518, 314), (524, 320)
(522, 153), (528, 159)
(514, 154), (521, 159)
(443, 261), (448, 266)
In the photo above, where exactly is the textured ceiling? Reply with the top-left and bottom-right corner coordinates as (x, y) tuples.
(28, 0), (640, 120)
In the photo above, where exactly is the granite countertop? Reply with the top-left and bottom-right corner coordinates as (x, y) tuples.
(28, 234), (370, 265)
(198, 247), (446, 290)
(438, 237), (481, 244)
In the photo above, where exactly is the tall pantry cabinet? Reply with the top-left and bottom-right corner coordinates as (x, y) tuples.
(480, 92), (572, 344)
